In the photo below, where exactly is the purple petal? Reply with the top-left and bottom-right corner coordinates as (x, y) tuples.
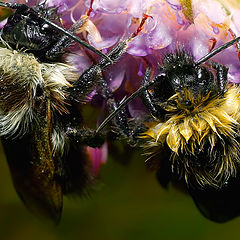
(193, 0), (227, 24)
(231, 10), (240, 35)
(145, 16), (173, 50)
(90, 0), (130, 14)
(127, 36), (152, 56)
(128, 0), (154, 18)
(88, 13), (130, 49)
(65, 52), (91, 74)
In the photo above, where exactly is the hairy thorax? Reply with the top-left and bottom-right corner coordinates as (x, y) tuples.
(143, 86), (240, 187)
(0, 47), (78, 137)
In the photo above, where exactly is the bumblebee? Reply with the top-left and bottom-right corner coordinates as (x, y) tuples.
(96, 37), (240, 222)
(142, 51), (240, 188)
(0, 1), (150, 222)
(0, 0), (113, 223)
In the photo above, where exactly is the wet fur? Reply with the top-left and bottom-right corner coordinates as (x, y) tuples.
(143, 85), (240, 187)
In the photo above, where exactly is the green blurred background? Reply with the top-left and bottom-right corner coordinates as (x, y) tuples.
(0, 142), (240, 240)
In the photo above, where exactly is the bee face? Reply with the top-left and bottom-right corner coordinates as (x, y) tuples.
(164, 52), (216, 98)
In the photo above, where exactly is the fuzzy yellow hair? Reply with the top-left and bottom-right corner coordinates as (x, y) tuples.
(143, 85), (240, 187)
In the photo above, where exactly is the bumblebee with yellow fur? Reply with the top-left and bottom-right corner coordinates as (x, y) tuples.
(96, 45), (240, 222)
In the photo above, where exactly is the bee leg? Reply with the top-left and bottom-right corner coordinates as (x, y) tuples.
(45, 37), (72, 61)
(71, 14), (149, 101)
(0, 1), (27, 10)
(141, 68), (160, 118)
(99, 40), (129, 69)
(45, 17), (90, 61)
(71, 39), (130, 99)
(141, 69), (169, 120)
(211, 62), (228, 95)
(66, 127), (105, 148)
(76, 65), (132, 140)
(107, 98), (131, 139)
(70, 40), (133, 138)
(45, 35), (74, 61)
(98, 76), (131, 138)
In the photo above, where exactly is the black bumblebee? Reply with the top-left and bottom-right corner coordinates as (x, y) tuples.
(0, 1), (150, 222)
(96, 37), (240, 222)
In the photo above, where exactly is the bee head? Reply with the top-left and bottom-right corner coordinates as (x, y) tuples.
(163, 51), (218, 101)
(1, 3), (62, 55)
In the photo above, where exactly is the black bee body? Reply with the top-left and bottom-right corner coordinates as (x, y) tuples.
(188, 173), (240, 222)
